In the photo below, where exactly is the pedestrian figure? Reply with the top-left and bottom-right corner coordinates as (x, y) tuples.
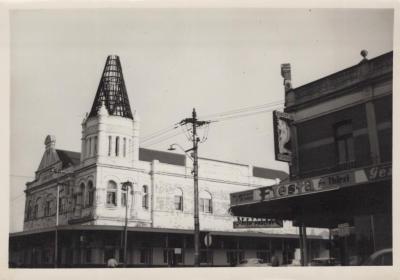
(271, 256), (280, 267)
(107, 258), (118, 268)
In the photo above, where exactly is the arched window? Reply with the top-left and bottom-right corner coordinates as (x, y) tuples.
(115, 137), (120, 156)
(94, 136), (98, 155)
(108, 136), (112, 156)
(26, 200), (33, 220)
(174, 188), (183, 211)
(121, 183), (127, 207)
(34, 197), (41, 219)
(44, 195), (52, 216)
(78, 183), (85, 207)
(59, 197), (67, 214)
(200, 191), (212, 213)
(86, 181), (94, 207)
(142, 185), (149, 209)
(87, 137), (91, 157)
(107, 181), (117, 206)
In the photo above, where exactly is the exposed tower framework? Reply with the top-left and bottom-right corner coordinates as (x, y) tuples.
(89, 55), (133, 119)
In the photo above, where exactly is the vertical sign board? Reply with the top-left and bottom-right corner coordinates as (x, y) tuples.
(273, 110), (293, 162)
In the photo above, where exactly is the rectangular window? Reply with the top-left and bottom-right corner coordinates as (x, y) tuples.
(123, 138), (126, 157)
(87, 137), (91, 157)
(115, 137), (120, 156)
(94, 136), (98, 155)
(107, 192), (116, 206)
(44, 201), (51, 216)
(142, 185), (148, 209)
(334, 121), (355, 166)
(108, 136), (112, 156)
(174, 196), (183, 211)
(88, 191), (94, 207)
(200, 198), (212, 213)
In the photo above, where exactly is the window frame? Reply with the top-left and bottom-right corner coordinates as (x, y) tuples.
(334, 120), (355, 166)
(106, 181), (117, 207)
(142, 185), (149, 210)
(199, 191), (213, 214)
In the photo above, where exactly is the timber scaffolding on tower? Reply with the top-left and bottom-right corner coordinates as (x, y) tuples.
(88, 55), (133, 119)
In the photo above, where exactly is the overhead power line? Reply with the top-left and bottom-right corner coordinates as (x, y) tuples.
(139, 99), (284, 146)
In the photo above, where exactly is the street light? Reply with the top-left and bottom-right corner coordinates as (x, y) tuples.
(121, 180), (133, 268)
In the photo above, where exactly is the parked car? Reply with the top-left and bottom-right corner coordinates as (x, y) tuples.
(236, 258), (269, 267)
(362, 248), (392, 266)
(309, 257), (338, 266)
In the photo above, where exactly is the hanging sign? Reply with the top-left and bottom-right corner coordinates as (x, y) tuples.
(273, 110), (293, 162)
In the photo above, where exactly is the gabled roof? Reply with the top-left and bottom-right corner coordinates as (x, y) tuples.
(88, 55), (133, 119)
(55, 149), (81, 168)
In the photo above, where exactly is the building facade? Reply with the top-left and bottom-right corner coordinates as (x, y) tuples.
(9, 55), (327, 268)
(230, 51), (393, 265)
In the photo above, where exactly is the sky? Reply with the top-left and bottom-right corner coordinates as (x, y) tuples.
(9, 8), (394, 233)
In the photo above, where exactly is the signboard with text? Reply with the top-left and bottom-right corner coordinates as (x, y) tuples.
(230, 163), (392, 207)
(233, 217), (283, 228)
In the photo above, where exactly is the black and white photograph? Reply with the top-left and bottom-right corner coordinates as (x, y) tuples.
(3, 2), (397, 279)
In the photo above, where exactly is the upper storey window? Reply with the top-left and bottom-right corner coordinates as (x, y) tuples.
(174, 188), (183, 211)
(107, 181), (117, 206)
(115, 137), (120, 156)
(108, 136), (112, 156)
(123, 138), (127, 157)
(142, 185), (149, 209)
(200, 191), (213, 214)
(86, 181), (94, 207)
(334, 121), (355, 166)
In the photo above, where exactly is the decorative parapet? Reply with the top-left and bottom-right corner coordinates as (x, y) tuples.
(286, 51), (392, 110)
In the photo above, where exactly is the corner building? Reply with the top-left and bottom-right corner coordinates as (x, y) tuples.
(9, 55), (327, 268)
(230, 51), (393, 265)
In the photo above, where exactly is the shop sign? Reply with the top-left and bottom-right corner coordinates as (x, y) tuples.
(273, 110), (293, 162)
(254, 176), (343, 202)
(233, 217), (283, 228)
(365, 164), (392, 182)
(230, 190), (255, 205)
(230, 163), (391, 207)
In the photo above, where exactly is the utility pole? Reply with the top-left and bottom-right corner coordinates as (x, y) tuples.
(178, 108), (210, 267)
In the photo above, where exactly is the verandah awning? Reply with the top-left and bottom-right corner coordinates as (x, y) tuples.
(229, 163), (391, 228)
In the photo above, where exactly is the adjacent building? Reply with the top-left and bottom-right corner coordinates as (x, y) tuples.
(230, 51), (393, 265)
(9, 55), (327, 268)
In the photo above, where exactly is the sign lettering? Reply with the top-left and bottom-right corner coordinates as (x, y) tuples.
(233, 217), (283, 228)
